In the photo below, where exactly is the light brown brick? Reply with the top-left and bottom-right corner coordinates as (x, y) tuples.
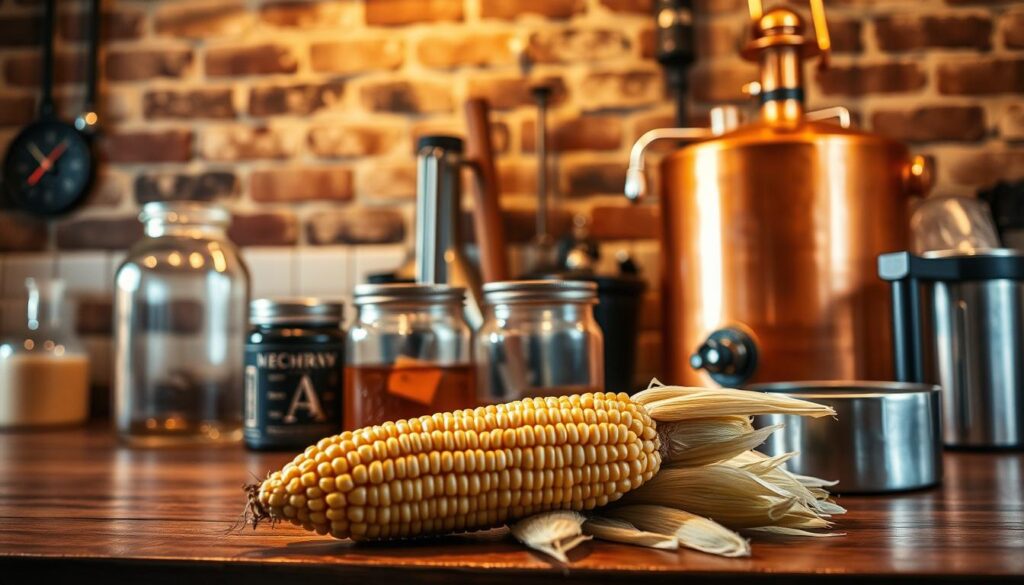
(590, 204), (661, 240)
(250, 167), (354, 202)
(59, 8), (145, 41)
(938, 58), (1024, 95)
(310, 39), (405, 74)
(229, 212), (299, 246)
(56, 217), (143, 250)
(105, 48), (193, 82)
(691, 63), (757, 102)
(260, 1), (356, 28)
(206, 44), (298, 77)
(1006, 10), (1024, 49)
(527, 28), (632, 64)
(999, 104), (1024, 141)
(498, 161), (538, 197)
(947, 148), (1024, 186)
(417, 33), (517, 69)
(481, 0), (584, 19)
(101, 130), (192, 163)
(365, 0), (463, 26)
(871, 106), (986, 142)
(599, 0), (651, 13)
(695, 21), (741, 59)
(307, 208), (406, 245)
(462, 207), (573, 244)
(0, 211), (48, 252)
(135, 171), (240, 204)
(5, 51), (86, 87)
(875, 14), (992, 52)
(199, 126), (301, 161)
(816, 62), (927, 96)
(144, 88), (236, 120)
(466, 76), (567, 110)
(249, 81), (346, 116)
(694, 0), (745, 15)
(355, 161), (417, 200)
(360, 80), (454, 114)
(522, 115), (624, 152)
(0, 94), (35, 126)
(87, 170), (128, 208)
(563, 161), (627, 197)
(830, 19), (863, 54)
(308, 124), (403, 158)
(154, 0), (252, 38)
(579, 69), (663, 110)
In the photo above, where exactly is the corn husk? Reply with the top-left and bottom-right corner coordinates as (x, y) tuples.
(659, 417), (783, 467)
(604, 505), (750, 557)
(634, 382), (836, 421)
(744, 526), (845, 538)
(621, 463), (832, 530)
(726, 451), (846, 516)
(583, 516), (679, 550)
(510, 511), (591, 563)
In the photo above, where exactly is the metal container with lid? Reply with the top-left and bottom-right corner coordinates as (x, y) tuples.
(753, 381), (943, 493)
(880, 249), (1024, 448)
(244, 298), (345, 451)
(476, 280), (604, 403)
(345, 284), (474, 429)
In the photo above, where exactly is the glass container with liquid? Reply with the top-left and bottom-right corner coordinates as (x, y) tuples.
(0, 278), (89, 427)
(114, 202), (249, 446)
(345, 284), (475, 429)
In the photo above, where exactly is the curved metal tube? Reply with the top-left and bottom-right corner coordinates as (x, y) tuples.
(625, 128), (713, 201)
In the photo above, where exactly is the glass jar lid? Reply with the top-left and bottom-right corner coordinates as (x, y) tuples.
(250, 298), (344, 326)
(139, 201), (231, 227)
(353, 283), (465, 307)
(482, 280), (598, 304)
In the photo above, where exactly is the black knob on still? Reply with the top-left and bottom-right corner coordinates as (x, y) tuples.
(689, 327), (758, 386)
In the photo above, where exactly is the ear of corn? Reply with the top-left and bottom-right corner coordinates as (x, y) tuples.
(247, 382), (844, 560)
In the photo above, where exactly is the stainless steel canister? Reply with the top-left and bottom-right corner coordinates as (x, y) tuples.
(752, 381), (943, 493)
(476, 280), (603, 403)
(879, 250), (1024, 448)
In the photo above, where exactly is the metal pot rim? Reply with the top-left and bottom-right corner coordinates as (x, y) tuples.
(748, 380), (940, 398)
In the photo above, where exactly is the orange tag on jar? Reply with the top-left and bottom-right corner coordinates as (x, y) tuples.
(386, 356), (443, 406)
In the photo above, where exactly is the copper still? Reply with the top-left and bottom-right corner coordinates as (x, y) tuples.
(626, 0), (930, 387)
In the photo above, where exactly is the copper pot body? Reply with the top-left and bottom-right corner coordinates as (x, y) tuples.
(660, 120), (911, 386)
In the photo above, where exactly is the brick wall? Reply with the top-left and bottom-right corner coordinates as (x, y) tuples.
(0, 0), (1021, 391)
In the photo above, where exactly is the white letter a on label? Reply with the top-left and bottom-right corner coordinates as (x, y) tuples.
(284, 375), (326, 423)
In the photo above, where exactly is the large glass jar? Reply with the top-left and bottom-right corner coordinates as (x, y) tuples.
(476, 280), (604, 403)
(114, 202), (249, 446)
(345, 284), (474, 429)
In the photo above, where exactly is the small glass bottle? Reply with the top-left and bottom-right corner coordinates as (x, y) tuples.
(244, 298), (345, 451)
(476, 280), (604, 403)
(114, 202), (249, 446)
(0, 278), (89, 427)
(345, 284), (474, 429)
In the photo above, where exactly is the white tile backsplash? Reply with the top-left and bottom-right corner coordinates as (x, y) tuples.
(296, 246), (352, 300)
(243, 247), (297, 299)
(57, 252), (112, 294)
(352, 244), (408, 286)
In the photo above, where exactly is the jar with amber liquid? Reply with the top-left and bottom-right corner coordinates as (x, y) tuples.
(345, 284), (475, 429)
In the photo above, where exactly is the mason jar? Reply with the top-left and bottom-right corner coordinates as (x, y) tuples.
(114, 202), (249, 446)
(345, 284), (474, 429)
(476, 280), (604, 403)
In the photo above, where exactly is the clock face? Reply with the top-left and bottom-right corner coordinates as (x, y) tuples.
(3, 119), (93, 216)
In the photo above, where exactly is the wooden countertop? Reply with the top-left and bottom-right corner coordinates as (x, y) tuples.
(1, 428), (1022, 584)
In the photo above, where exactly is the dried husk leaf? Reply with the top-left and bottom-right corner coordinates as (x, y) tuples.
(583, 516), (679, 550)
(660, 418), (783, 467)
(726, 451), (847, 516)
(510, 511), (591, 563)
(606, 505), (751, 558)
(633, 384), (836, 421)
(621, 463), (832, 529)
(745, 526), (845, 538)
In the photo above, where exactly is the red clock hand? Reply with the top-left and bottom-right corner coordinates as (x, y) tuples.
(26, 140), (69, 187)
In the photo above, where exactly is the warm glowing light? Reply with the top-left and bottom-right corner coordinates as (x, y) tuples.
(143, 255), (158, 269)
(23, 339), (34, 351)
(189, 252), (205, 269)
(168, 252), (182, 267)
(695, 149), (723, 333)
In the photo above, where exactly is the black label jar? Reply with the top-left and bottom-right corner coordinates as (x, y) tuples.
(244, 298), (344, 450)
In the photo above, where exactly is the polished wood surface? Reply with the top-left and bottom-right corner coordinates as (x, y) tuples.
(1, 428), (1022, 583)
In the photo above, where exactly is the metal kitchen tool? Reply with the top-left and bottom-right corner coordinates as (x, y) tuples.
(879, 250), (1024, 448)
(624, 0), (930, 388)
(415, 135), (484, 329)
(753, 381), (943, 493)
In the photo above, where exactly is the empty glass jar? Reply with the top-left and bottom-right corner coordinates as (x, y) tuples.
(476, 280), (604, 403)
(114, 202), (249, 446)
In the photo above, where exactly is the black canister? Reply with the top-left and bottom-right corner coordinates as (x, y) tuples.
(244, 298), (345, 450)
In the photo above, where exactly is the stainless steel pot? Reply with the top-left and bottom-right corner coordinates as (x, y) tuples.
(879, 250), (1024, 448)
(752, 381), (943, 494)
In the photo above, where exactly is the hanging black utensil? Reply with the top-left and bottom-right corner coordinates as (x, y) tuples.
(3, 0), (100, 216)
